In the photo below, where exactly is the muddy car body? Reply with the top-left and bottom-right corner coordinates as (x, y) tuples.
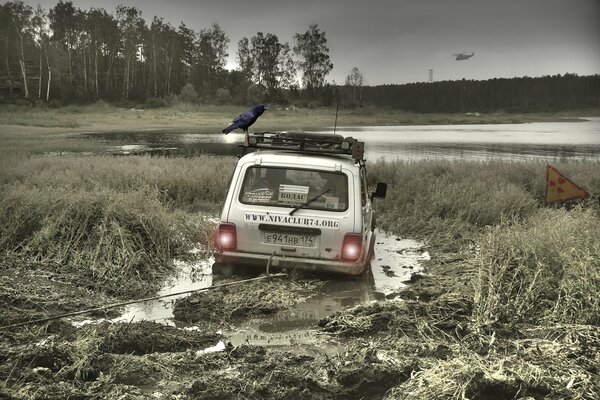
(214, 132), (386, 275)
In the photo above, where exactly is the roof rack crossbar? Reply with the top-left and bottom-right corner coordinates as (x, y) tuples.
(241, 131), (365, 161)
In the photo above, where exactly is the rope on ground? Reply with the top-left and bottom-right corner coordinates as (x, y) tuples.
(0, 272), (287, 331)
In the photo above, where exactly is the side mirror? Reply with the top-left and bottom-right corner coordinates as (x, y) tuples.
(370, 182), (387, 200)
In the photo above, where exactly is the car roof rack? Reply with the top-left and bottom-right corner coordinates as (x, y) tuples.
(242, 131), (365, 162)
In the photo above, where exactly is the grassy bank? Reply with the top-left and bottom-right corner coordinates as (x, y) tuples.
(1, 102), (596, 134)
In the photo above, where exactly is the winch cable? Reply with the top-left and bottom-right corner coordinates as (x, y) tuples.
(0, 272), (287, 332)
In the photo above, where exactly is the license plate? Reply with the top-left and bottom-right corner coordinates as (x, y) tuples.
(263, 233), (315, 247)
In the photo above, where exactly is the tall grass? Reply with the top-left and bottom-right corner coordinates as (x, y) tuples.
(0, 184), (212, 296)
(369, 160), (599, 251)
(0, 154), (236, 296)
(474, 208), (600, 325)
(0, 155), (235, 213)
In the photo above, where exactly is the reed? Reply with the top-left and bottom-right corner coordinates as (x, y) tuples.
(0, 184), (213, 296)
(0, 155), (236, 213)
(369, 159), (599, 251)
(473, 207), (600, 325)
(0, 152), (237, 296)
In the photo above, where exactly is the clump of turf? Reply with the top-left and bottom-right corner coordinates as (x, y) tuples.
(173, 276), (321, 324)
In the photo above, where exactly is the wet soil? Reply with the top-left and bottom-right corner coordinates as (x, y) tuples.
(1, 240), (598, 399)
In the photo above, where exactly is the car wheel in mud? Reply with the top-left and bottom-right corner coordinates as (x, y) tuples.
(357, 263), (376, 289)
(212, 262), (236, 277)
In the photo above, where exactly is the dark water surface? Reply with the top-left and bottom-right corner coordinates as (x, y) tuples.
(77, 117), (600, 161)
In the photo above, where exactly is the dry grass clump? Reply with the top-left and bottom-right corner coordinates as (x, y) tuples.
(319, 293), (472, 338)
(474, 208), (600, 326)
(0, 153), (234, 296)
(0, 184), (211, 296)
(385, 323), (600, 400)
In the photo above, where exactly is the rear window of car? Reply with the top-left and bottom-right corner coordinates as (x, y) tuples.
(239, 166), (348, 212)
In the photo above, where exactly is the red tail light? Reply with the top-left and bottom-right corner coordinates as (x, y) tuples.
(216, 223), (237, 251)
(341, 233), (363, 261)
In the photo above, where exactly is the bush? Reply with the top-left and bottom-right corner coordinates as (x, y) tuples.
(246, 84), (265, 104)
(215, 88), (232, 105)
(179, 83), (198, 103)
(144, 97), (170, 109)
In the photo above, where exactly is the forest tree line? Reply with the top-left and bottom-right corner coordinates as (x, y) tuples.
(359, 74), (600, 113)
(0, 0), (333, 105)
(1, 0), (598, 112)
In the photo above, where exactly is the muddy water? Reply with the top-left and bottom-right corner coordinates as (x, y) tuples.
(110, 230), (428, 353)
(113, 257), (213, 326)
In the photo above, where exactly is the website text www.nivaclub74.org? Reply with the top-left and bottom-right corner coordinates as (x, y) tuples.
(244, 212), (340, 229)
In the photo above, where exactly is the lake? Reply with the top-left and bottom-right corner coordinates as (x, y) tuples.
(78, 117), (600, 162)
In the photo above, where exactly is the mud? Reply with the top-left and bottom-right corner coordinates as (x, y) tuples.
(172, 275), (323, 325)
(1, 234), (598, 399)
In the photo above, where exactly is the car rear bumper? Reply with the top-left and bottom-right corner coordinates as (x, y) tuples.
(215, 251), (367, 275)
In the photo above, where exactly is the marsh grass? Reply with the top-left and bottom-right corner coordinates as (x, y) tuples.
(0, 108), (80, 128)
(369, 160), (599, 251)
(0, 184), (211, 296)
(2, 102), (592, 133)
(0, 155), (235, 213)
(0, 154), (235, 296)
(474, 208), (600, 326)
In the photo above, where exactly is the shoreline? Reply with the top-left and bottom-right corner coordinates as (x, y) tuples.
(1, 105), (597, 136)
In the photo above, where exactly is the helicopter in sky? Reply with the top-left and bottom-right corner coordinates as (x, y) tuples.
(453, 51), (475, 61)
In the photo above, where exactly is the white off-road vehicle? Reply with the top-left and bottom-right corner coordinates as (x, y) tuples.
(213, 132), (387, 275)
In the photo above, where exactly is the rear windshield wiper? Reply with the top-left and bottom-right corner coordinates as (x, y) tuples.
(289, 188), (331, 216)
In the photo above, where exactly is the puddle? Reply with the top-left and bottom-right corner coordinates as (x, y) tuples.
(370, 229), (430, 296)
(111, 257), (213, 326)
(99, 229), (428, 353)
(225, 277), (374, 355)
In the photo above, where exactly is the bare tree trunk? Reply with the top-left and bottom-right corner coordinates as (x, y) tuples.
(106, 50), (115, 97)
(152, 33), (157, 97)
(124, 58), (129, 99)
(17, 33), (29, 99)
(4, 37), (13, 95)
(44, 46), (51, 101)
(94, 45), (99, 97)
(38, 46), (43, 99)
(83, 45), (88, 93)
(166, 42), (174, 96)
(67, 35), (72, 81)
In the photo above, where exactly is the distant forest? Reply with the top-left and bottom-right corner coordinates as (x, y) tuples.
(1, 0), (599, 112)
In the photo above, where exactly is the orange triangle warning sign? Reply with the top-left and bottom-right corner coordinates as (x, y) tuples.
(545, 165), (589, 205)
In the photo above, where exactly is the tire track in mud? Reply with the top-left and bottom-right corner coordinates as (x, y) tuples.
(104, 229), (429, 356)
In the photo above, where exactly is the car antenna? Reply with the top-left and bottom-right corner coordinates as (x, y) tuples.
(333, 98), (339, 135)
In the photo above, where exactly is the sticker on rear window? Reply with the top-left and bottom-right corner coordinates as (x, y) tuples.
(243, 189), (273, 203)
(278, 185), (309, 205)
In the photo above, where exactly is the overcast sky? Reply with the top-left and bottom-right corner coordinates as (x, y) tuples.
(32, 0), (600, 85)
